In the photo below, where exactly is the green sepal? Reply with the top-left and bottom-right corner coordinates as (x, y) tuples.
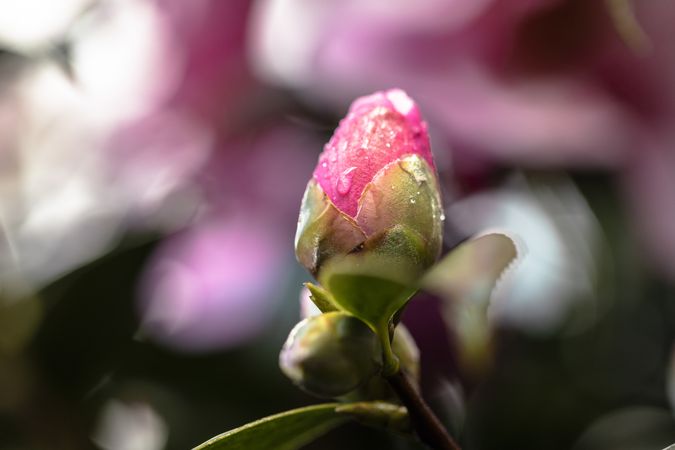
(295, 179), (366, 276)
(320, 269), (414, 335)
(356, 154), (443, 270)
(304, 282), (339, 313)
(317, 222), (431, 316)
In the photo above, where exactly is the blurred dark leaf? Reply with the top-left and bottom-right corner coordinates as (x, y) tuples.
(31, 238), (157, 396)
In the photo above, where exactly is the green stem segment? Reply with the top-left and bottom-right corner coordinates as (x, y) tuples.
(385, 370), (461, 450)
(378, 322), (400, 376)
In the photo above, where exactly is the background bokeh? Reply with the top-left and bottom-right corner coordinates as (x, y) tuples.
(1, 1), (674, 449)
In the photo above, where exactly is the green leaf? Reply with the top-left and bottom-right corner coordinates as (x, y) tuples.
(335, 401), (411, 433)
(193, 403), (346, 450)
(319, 258), (417, 374)
(421, 232), (518, 374)
(304, 282), (338, 313)
(325, 273), (413, 332)
(193, 401), (412, 450)
(317, 223), (429, 326)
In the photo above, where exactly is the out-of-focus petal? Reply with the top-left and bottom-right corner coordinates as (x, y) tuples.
(138, 217), (288, 351)
(105, 110), (212, 229)
(0, 0), (91, 52)
(93, 399), (168, 450)
(165, 0), (255, 122)
(70, 0), (184, 122)
(249, 0), (551, 90)
(623, 134), (675, 281)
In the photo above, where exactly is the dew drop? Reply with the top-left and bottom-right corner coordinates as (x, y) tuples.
(337, 167), (357, 195)
(440, 212), (446, 221)
(410, 198), (416, 204)
(321, 162), (328, 168)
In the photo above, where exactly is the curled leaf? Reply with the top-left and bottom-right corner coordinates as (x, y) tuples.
(421, 232), (519, 374)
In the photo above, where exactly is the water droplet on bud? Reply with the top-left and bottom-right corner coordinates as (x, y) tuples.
(337, 167), (357, 195)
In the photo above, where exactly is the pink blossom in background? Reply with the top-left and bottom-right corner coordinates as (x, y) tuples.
(139, 218), (287, 351)
(130, 0), (319, 350)
(198, 123), (318, 227)
(161, 0), (258, 126)
(104, 111), (212, 229)
(134, 121), (317, 350)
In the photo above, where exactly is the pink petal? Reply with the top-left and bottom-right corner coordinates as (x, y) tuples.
(312, 89), (434, 217)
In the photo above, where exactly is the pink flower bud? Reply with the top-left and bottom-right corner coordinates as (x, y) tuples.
(313, 89), (435, 218)
(295, 89), (443, 279)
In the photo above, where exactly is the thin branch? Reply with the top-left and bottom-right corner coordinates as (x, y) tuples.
(385, 370), (461, 450)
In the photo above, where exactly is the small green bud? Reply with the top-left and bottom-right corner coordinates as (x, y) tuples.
(279, 312), (382, 398)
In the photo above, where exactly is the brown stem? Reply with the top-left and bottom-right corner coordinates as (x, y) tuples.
(385, 370), (461, 450)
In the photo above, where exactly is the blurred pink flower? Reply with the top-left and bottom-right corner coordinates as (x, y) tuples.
(161, 0), (257, 124)
(134, 120), (318, 350)
(129, 0), (322, 350)
(139, 217), (287, 351)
